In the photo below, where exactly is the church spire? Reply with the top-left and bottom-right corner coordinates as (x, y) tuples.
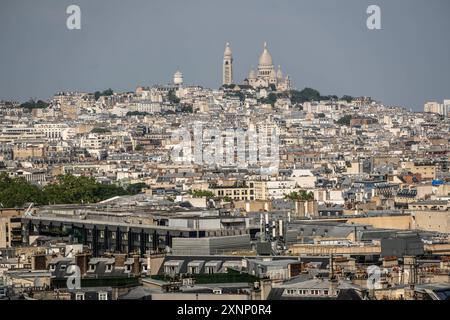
(223, 42), (233, 85)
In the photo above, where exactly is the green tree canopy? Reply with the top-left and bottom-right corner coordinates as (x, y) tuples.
(94, 89), (114, 100)
(188, 189), (215, 199)
(259, 93), (278, 106)
(168, 90), (180, 104)
(290, 88), (322, 104)
(91, 127), (111, 134)
(20, 99), (49, 110)
(337, 115), (352, 126)
(0, 173), (43, 207)
(0, 173), (142, 208)
(126, 183), (148, 194)
(284, 190), (314, 201)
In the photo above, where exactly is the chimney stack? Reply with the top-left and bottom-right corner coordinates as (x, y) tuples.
(132, 254), (141, 276)
(32, 254), (47, 271)
(75, 252), (90, 276)
(114, 253), (126, 268)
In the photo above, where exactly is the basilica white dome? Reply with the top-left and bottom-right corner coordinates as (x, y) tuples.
(258, 42), (273, 66)
(248, 68), (256, 79)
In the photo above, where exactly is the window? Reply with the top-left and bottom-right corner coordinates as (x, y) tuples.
(89, 264), (96, 272)
(105, 264), (113, 272)
(49, 264), (56, 271)
(98, 292), (108, 301)
(75, 293), (85, 300)
(188, 266), (199, 274)
(285, 289), (298, 295)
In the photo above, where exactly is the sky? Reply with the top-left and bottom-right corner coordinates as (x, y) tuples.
(0, 0), (449, 110)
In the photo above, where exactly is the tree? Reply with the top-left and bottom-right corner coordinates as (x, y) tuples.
(180, 105), (193, 113)
(126, 183), (148, 194)
(284, 191), (314, 201)
(0, 173), (135, 207)
(290, 88), (321, 104)
(94, 89), (114, 100)
(0, 173), (44, 207)
(234, 92), (245, 102)
(222, 196), (232, 203)
(102, 88), (113, 96)
(321, 95), (339, 101)
(43, 175), (101, 204)
(341, 95), (354, 103)
(168, 90), (180, 104)
(260, 93), (278, 106)
(188, 189), (214, 199)
(91, 127), (111, 134)
(20, 99), (49, 110)
(126, 111), (149, 116)
(337, 115), (352, 126)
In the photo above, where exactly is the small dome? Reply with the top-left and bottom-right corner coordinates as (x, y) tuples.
(173, 70), (183, 85)
(248, 67), (256, 79)
(277, 65), (283, 79)
(224, 42), (232, 57)
(258, 42), (273, 66)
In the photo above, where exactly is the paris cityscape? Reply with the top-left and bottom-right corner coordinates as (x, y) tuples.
(1, 0), (450, 304)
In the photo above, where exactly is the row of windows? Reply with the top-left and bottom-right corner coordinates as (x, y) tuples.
(75, 292), (108, 300)
(217, 190), (255, 196)
(284, 289), (329, 296)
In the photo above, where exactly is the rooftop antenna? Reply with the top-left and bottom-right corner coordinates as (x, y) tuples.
(329, 254), (334, 281)
(24, 203), (34, 217)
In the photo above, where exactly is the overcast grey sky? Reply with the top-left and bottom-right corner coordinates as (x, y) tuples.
(0, 0), (449, 110)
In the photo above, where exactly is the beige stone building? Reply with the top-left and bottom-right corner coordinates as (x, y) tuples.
(401, 162), (436, 180)
(0, 209), (24, 247)
(12, 144), (46, 160)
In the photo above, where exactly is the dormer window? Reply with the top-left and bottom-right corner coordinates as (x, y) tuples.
(75, 293), (85, 300)
(106, 264), (113, 272)
(89, 264), (96, 272)
(49, 264), (56, 271)
(98, 292), (108, 301)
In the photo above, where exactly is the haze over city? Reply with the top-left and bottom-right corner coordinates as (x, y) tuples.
(1, 0), (450, 110)
(1, 0), (450, 306)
